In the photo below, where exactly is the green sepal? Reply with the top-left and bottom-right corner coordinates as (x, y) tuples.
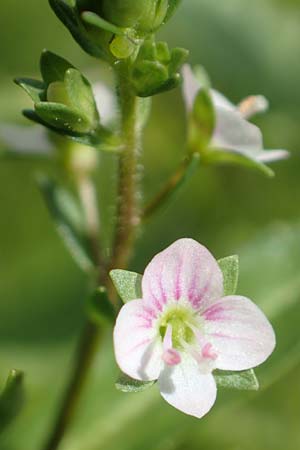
(35, 102), (92, 134)
(22, 109), (119, 150)
(49, 0), (107, 59)
(0, 370), (25, 433)
(110, 269), (142, 303)
(204, 148), (274, 177)
(165, 0), (182, 23)
(87, 286), (116, 326)
(81, 11), (124, 36)
(214, 369), (259, 391)
(37, 175), (94, 272)
(131, 41), (189, 97)
(14, 78), (46, 103)
(40, 50), (74, 85)
(116, 372), (156, 393)
(189, 89), (215, 152)
(218, 255), (239, 296)
(64, 68), (99, 126)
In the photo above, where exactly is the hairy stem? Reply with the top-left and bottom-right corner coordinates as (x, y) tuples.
(43, 63), (143, 450)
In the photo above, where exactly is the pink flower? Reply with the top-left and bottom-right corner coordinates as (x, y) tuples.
(113, 239), (275, 418)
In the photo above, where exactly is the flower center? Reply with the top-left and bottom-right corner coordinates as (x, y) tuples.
(159, 306), (199, 350)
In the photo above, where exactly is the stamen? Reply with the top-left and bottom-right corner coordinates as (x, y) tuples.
(162, 324), (181, 366)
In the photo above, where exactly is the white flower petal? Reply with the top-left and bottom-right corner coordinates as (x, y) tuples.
(211, 89), (236, 112)
(212, 107), (263, 153)
(142, 239), (223, 312)
(182, 64), (200, 111)
(158, 354), (217, 418)
(256, 149), (289, 163)
(238, 95), (269, 119)
(113, 299), (162, 381)
(204, 295), (276, 371)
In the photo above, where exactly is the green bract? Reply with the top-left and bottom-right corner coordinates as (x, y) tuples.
(15, 51), (117, 149)
(130, 40), (189, 97)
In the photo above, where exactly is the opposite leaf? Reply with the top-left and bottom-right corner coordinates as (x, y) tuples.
(38, 175), (94, 272)
(218, 255), (239, 296)
(214, 369), (259, 391)
(110, 269), (142, 303)
(116, 372), (156, 393)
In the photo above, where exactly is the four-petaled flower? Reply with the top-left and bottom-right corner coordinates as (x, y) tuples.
(114, 239), (275, 418)
(182, 64), (289, 170)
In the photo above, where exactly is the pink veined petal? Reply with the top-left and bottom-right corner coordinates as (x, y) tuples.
(204, 295), (276, 371)
(142, 239), (223, 312)
(158, 354), (217, 418)
(212, 107), (263, 154)
(113, 299), (163, 381)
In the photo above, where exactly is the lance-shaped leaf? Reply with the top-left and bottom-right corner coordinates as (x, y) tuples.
(38, 175), (94, 272)
(214, 369), (259, 391)
(87, 286), (116, 326)
(110, 270), (142, 303)
(49, 0), (107, 59)
(35, 102), (92, 134)
(0, 370), (25, 433)
(14, 78), (46, 103)
(40, 50), (74, 85)
(116, 372), (156, 393)
(218, 255), (239, 296)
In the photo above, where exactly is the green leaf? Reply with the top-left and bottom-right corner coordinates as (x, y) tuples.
(35, 102), (92, 134)
(218, 255), (239, 296)
(214, 369), (259, 391)
(81, 11), (123, 36)
(64, 68), (99, 125)
(87, 287), (116, 326)
(116, 373), (156, 393)
(38, 175), (94, 272)
(110, 270), (142, 303)
(40, 50), (74, 85)
(190, 89), (215, 151)
(14, 78), (46, 103)
(48, 0), (106, 59)
(0, 369), (25, 433)
(205, 148), (274, 177)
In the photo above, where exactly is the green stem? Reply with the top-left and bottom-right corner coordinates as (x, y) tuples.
(142, 153), (200, 221)
(112, 62), (142, 269)
(42, 63), (143, 450)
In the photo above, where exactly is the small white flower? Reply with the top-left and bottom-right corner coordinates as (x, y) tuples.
(182, 64), (289, 165)
(114, 239), (275, 418)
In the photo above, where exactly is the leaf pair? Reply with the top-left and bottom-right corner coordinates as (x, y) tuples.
(110, 254), (259, 393)
(16, 51), (116, 149)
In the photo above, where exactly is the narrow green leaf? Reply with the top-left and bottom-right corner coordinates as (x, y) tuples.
(81, 11), (123, 36)
(48, 0), (106, 59)
(38, 175), (94, 272)
(14, 78), (46, 103)
(116, 373), (156, 393)
(0, 369), (25, 433)
(35, 102), (92, 133)
(87, 287), (116, 326)
(218, 255), (239, 296)
(110, 270), (142, 303)
(64, 68), (99, 125)
(206, 148), (274, 177)
(40, 50), (74, 85)
(214, 369), (259, 391)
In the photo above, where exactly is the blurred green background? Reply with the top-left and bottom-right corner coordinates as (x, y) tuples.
(1, 0), (300, 449)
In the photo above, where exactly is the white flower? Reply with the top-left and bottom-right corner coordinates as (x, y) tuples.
(114, 239), (275, 418)
(182, 64), (289, 166)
